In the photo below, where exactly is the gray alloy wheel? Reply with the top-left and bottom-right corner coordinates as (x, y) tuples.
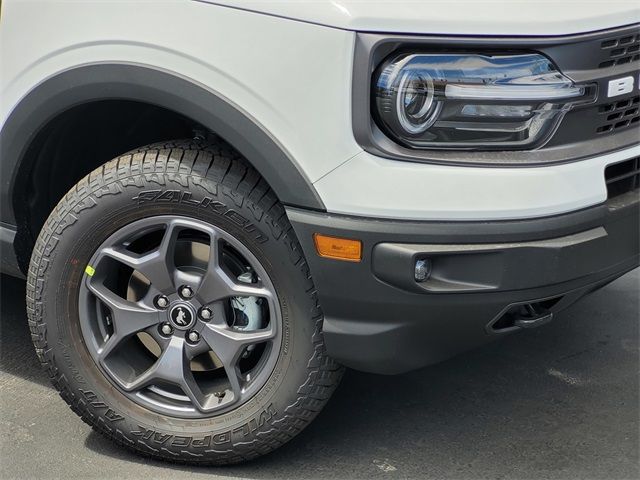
(79, 216), (282, 418)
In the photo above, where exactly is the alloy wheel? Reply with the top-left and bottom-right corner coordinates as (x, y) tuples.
(78, 216), (282, 418)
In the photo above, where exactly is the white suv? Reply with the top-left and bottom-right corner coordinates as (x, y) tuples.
(1, 0), (638, 465)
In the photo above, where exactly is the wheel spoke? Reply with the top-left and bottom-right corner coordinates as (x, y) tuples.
(98, 221), (181, 293)
(222, 363), (243, 399)
(200, 323), (276, 397)
(87, 280), (158, 360)
(181, 370), (209, 412)
(121, 335), (212, 412)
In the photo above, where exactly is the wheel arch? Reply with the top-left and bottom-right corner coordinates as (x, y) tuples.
(0, 63), (325, 274)
(0, 63), (325, 224)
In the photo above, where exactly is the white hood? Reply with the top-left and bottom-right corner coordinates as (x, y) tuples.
(205, 0), (640, 36)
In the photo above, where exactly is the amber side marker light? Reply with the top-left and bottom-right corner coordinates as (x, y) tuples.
(313, 234), (362, 262)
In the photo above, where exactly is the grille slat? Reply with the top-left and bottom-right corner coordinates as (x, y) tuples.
(605, 157), (640, 199)
(596, 96), (640, 134)
(606, 168), (640, 185)
(599, 33), (640, 68)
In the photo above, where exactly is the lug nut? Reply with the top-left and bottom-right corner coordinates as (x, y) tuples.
(199, 307), (213, 320)
(187, 330), (200, 343)
(160, 323), (173, 335)
(155, 295), (169, 309)
(180, 285), (194, 299)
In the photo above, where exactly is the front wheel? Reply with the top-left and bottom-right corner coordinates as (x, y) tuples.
(26, 140), (343, 464)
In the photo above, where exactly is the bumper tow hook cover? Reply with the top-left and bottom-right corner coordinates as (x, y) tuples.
(514, 309), (554, 329)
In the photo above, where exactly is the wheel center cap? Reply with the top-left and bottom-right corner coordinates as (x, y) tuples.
(168, 303), (196, 330)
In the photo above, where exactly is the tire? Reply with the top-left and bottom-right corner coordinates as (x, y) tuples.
(26, 139), (344, 464)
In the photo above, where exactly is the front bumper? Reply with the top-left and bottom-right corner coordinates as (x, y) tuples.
(287, 190), (639, 374)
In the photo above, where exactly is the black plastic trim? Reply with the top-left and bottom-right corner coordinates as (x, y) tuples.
(0, 225), (23, 278)
(0, 63), (325, 226)
(286, 193), (639, 374)
(372, 227), (609, 294)
(353, 24), (640, 167)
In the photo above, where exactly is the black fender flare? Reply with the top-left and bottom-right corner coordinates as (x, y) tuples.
(0, 63), (325, 225)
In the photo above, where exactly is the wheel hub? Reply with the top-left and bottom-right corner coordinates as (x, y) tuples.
(168, 302), (196, 330)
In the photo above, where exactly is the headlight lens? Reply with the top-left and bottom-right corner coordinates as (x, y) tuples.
(374, 53), (593, 150)
(396, 70), (441, 134)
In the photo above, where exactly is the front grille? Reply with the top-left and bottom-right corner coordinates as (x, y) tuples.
(605, 157), (640, 199)
(596, 96), (640, 134)
(599, 33), (640, 68)
(526, 24), (640, 150)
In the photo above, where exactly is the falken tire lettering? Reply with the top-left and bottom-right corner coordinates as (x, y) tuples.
(132, 189), (268, 243)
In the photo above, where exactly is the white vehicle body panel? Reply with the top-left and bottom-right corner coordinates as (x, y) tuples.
(1, 0), (638, 221)
(0, 1), (360, 185)
(315, 145), (640, 220)
(204, 0), (640, 36)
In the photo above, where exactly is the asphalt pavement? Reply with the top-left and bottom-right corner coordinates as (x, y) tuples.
(1, 271), (638, 479)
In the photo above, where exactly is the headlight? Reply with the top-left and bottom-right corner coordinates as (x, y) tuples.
(374, 53), (593, 150)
